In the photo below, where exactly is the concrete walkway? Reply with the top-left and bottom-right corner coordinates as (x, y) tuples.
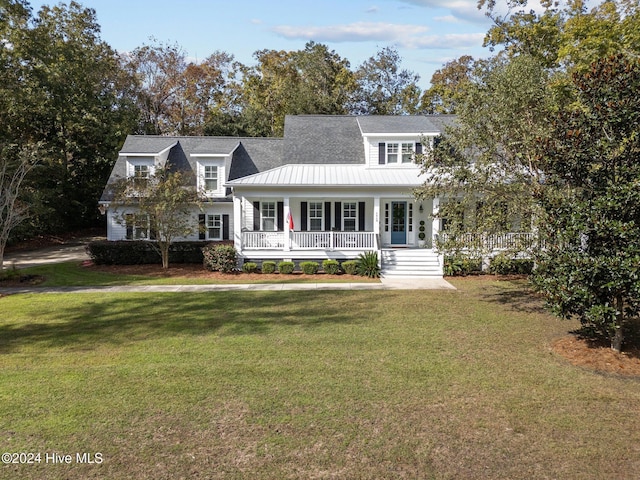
(0, 277), (455, 295)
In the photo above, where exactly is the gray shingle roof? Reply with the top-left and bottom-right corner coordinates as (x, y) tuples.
(283, 115), (365, 164)
(357, 115), (453, 134)
(100, 115), (454, 202)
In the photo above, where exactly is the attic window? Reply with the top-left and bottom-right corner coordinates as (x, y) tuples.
(204, 165), (218, 191)
(382, 142), (418, 164)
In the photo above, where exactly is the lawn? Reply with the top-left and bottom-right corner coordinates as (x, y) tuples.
(1, 279), (639, 479)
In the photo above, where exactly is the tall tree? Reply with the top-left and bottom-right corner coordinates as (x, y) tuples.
(238, 42), (355, 137)
(420, 55), (476, 114)
(0, 144), (37, 270)
(3, 1), (138, 234)
(416, 55), (557, 255)
(350, 46), (422, 115)
(533, 54), (640, 352)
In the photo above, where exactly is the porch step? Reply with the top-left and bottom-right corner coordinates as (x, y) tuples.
(381, 248), (443, 277)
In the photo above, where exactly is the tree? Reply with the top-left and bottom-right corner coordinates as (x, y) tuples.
(532, 54), (640, 352)
(420, 55), (476, 114)
(0, 144), (37, 270)
(1, 1), (139, 235)
(350, 46), (421, 115)
(479, 0), (640, 73)
(415, 55), (557, 256)
(109, 168), (201, 269)
(238, 42), (355, 137)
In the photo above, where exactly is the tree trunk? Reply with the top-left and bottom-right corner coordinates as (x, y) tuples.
(612, 295), (625, 353)
(161, 244), (170, 269)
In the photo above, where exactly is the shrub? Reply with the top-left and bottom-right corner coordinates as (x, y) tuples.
(356, 251), (380, 278)
(489, 253), (534, 275)
(203, 244), (238, 273)
(322, 259), (341, 275)
(341, 260), (358, 275)
(300, 261), (319, 275)
(443, 254), (482, 276)
(88, 240), (210, 265)
(242, 262), (258, 273)
(261, 261), (276, 274)
(277, 261), (295, 274)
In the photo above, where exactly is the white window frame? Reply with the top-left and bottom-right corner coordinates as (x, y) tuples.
(309, 202), (323, 231)
(261, 202), (276, 231)
(203, 165), (218, 192)
(206, 214), (222, 240)
(343, 202), (357, 231)
(387, 143), (399, 163)
(386, 142), (416, 164)
(198, 160), (224, 196)
(126, 213), (150, 240)
(401, 143), (415, 163)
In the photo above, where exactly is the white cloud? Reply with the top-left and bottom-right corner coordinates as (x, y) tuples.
(366, 6), (380, 13)
(271, 21), (484, 50)
(395, 0), (488, 24)
(272, 22), (429, 43)
(433, 15), (462, 23)
(408, 32), (486, 49)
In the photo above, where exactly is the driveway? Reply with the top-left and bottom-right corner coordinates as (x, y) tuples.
(3, 238), (95, 269)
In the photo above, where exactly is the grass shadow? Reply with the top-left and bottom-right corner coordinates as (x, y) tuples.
(0, 291), (374, 354)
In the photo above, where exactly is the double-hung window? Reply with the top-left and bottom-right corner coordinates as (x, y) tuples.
(343, 202), (357, 231)
(133, 164), (150, 188)
(204, 165), (218, 192)
(309, 202), (323, 231)
(206, 214), (222, 240)
(386, 142), (415, 164)
(261, 202), (276, 231)
(126, 213), (149, 240)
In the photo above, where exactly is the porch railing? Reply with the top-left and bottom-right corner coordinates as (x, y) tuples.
(242, 231), (285, 249)
(436, 232), (537, 251)
(242, 231), (376, 250)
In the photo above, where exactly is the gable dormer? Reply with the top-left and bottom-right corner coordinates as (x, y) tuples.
(190, 153), (228, 197)
(123, 141), (177, 181)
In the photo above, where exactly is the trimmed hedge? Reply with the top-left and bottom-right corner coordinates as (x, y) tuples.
(261, 261), (277, 274)
(277, 261), (295, 274)
(341, 260), (358, 275)
(322, 259), (341, 275)
(242, 262), (258, 273)
(300, 261), (319, 275)
(489, 254), (534, 275)
(88, 240), (212, 265)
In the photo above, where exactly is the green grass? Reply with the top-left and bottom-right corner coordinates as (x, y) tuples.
(1, 279), (639, 479)
(13, 262), (379, 287)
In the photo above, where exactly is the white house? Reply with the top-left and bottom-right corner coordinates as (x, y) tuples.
(99, 115), (458, 277)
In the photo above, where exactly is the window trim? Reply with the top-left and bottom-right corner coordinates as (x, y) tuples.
(261, 201), (276, 231)
(206, 214), (222, 240)
(309, 202), (323, 231)
(342, 202), (358, 231)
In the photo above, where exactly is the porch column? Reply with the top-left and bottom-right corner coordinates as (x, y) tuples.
(283, 196), (291, 251)
(233, 195), (242, 252)
(373, 195), (381, 244)
(432, 196), (440, 247)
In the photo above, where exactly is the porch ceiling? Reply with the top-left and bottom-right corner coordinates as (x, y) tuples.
(225, 164), (428, 188)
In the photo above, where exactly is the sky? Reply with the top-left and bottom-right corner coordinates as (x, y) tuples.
(26, 0), (501, 89)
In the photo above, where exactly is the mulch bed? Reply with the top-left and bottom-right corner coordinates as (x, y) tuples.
(85, 262), (366, 282)
(553, 335), (640, 378)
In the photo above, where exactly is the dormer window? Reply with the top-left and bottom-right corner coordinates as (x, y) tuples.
(378, 142), (422, 165)
(133, 164), (150, 187)
(197, 159), (224, 196)
(204, 165), (218, 191)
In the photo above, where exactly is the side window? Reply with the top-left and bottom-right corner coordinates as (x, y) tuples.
(343, 202), (357, 231)
(261, 202), (276, 231)
(207, 214), (222, 240)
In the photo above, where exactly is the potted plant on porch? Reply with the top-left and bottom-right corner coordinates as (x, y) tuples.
(418, 220), (427, 247)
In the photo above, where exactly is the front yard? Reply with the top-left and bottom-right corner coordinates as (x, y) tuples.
(1, 279), (639, 479)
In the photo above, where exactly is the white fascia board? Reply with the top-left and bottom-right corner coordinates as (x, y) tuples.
(365, 132), (437, 138)
(190, 153), (230, 158)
